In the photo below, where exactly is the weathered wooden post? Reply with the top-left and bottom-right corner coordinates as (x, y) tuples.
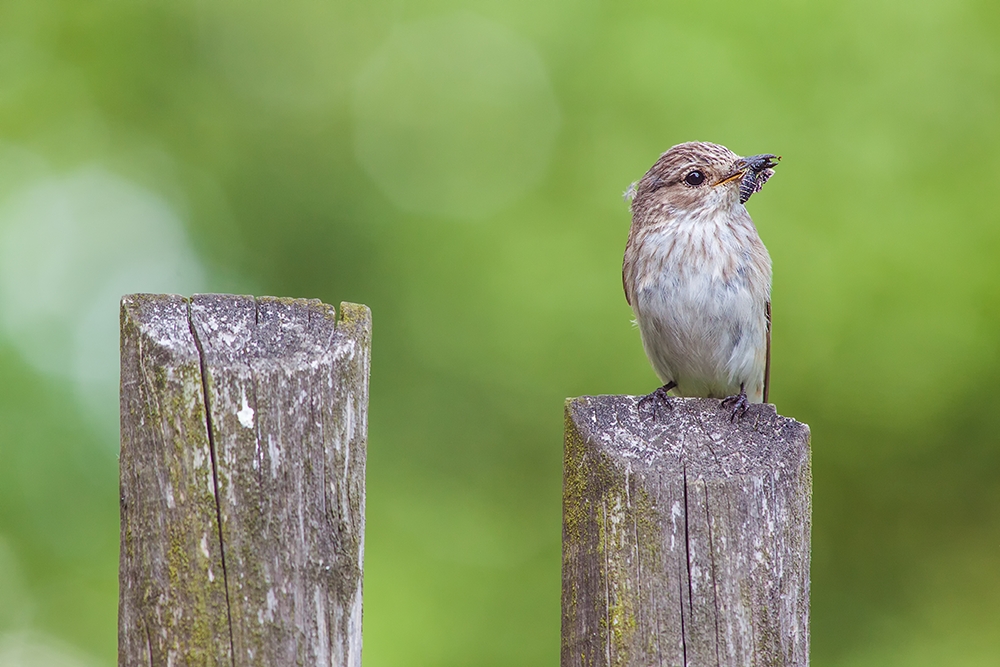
(562, 396), (811, 667)
(119, 293), (370, 667)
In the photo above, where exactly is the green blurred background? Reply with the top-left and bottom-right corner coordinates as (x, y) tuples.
(0, 0), (998, 665)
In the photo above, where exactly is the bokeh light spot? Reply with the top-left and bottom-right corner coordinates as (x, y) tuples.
(352, 13), (561, 220)
(0, 631), (96, 667)
(0, 162), (206, 440)
(200, 0), (347, 112)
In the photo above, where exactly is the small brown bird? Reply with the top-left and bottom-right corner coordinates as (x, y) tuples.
(622, 141), (779, 418)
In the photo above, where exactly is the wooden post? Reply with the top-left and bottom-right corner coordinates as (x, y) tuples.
(562, 396), (811, 667)
(119, 294), (370, 667)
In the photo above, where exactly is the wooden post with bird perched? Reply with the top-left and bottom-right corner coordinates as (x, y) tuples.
(561, 142), (811, 666)
(118, 293), (370, 667)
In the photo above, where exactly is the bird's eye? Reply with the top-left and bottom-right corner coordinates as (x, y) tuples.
(684, 170), (705, 186)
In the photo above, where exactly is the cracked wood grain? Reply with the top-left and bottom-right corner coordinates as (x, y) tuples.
(119, 294), (370, 667)
(562, 396), (811, 667)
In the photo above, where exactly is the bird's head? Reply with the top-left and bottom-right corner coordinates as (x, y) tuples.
(627, 141), (779, 221)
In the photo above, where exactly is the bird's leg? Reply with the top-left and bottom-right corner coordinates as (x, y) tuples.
(638, 381), (677, 418)
(720, 383), (751, 421)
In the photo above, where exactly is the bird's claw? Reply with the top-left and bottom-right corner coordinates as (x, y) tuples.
(720, 385), (751, 421)
(638, 382), (677, 420)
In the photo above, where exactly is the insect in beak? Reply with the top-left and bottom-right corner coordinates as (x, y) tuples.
(714, 154), (781, 204)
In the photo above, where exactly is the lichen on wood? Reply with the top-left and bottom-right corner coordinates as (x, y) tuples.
(562, 396), (811, 667)
(119, 293), (370, 667)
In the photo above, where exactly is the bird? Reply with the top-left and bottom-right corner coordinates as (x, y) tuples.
(622, 141), (779, 419)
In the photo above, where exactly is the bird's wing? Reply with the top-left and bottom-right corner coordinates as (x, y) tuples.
(763, 300), (772, 403)
(622, 266), (631, 306)
(622, 223), (638, 307)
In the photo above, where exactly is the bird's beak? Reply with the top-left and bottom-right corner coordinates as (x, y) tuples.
(714, 170), (745, 187)
(714, 154), (781, 187)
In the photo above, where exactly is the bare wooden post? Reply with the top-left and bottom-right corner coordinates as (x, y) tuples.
(119, 293), (370, 667)
(562, 396), (811, 667)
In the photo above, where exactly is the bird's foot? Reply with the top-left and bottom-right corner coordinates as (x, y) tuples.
(720, 384), (751, 421)
(638, 381), (677, 419)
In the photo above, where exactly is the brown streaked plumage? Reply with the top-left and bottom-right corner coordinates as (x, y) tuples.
(623, 141), (778, 417)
